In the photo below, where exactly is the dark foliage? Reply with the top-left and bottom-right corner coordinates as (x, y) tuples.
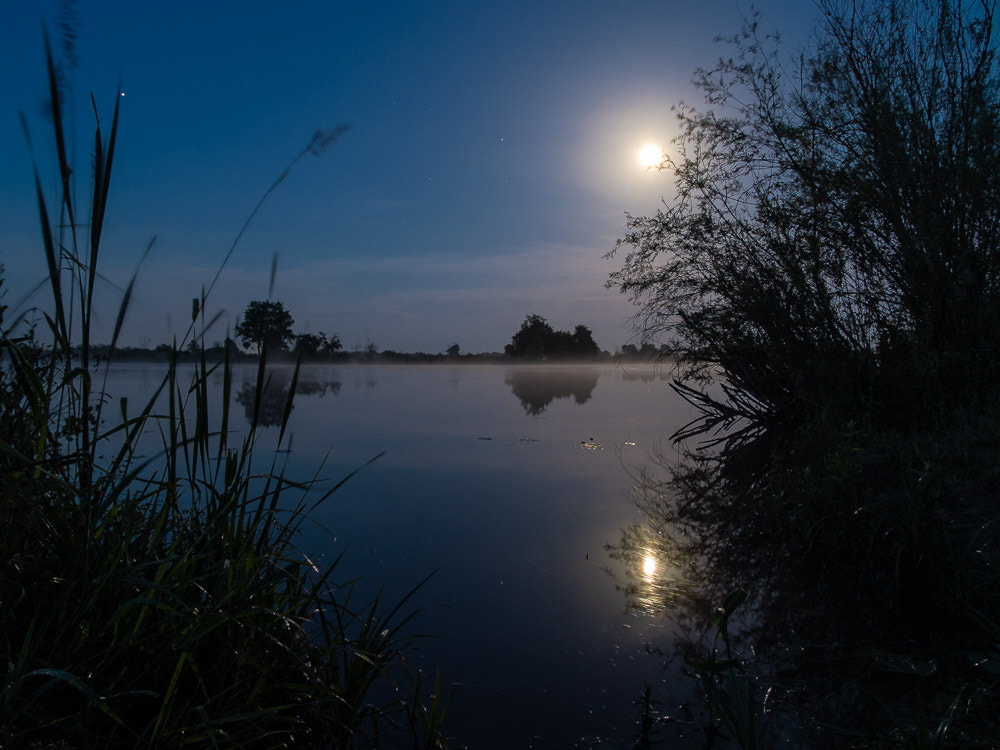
(607, 420), (1000, 747)
(504, 314), (602, 359)
(293, 330), (342, 359)
(604, 2), (1000, 745)
(0, 33), (451, 748)
(608, 0), (1000, 434)
(235, 300), (296, 353)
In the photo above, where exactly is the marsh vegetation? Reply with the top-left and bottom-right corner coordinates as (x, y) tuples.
(0, 36), (449, 748)
(607, 0), (1000, 745)
(8, 0), (1000, 747)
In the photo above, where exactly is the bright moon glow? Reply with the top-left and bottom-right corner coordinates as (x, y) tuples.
(638, 144), (663, 169)
(642, 555), (656, 577)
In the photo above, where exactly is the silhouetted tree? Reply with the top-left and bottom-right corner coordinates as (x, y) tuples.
(505, 315), (603, 359)
(618, 342), (663, 362)
(293, 331), (342, 359)
(505, 314), (554, 359)
(235, 300), (295, 353)
(446, 343), (461, 357)
(294, 333), (322, 358)
(571, 325), (601, 357)
(607, 0), (1000, 432)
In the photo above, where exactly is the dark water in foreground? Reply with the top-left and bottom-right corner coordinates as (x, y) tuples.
(105, 362), (706, 748)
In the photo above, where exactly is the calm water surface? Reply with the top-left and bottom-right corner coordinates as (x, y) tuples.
(105, 362), (701, 748)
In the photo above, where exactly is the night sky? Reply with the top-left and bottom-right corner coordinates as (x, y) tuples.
(3, 1), (817, 353)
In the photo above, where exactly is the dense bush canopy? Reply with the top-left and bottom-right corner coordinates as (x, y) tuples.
(504, 314), (602, 359)
(606, 6), (1000, 743)
(608, 0), (1000, 431)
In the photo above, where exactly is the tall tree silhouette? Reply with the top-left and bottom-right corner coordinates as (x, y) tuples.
(235, 300), (295, 353)
(506, 314), (554, 359)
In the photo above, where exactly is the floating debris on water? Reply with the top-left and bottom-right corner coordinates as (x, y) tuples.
(580, 437), (602, 451)
(518, 438), (539, 442)
(476, 436), (493, 441)
(624, 441), (637, 447)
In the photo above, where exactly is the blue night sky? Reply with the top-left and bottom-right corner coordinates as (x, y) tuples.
(2, 1), (817, 353)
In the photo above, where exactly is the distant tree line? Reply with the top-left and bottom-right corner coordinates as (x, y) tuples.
(83, 302), (665, 363)
(234, 307), (611, 362)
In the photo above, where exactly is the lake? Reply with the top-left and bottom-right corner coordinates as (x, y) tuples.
(103, 361), (704, 748)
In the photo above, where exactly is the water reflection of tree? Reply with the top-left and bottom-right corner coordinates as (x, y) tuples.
(236, 371), (342, 427)
(504, 368), (598, 415)
(607, 434), (999, 747)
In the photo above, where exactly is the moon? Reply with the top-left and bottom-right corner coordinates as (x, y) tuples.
(638, 144), (663, 169)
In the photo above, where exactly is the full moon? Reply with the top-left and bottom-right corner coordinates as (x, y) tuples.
(638, 144), (663, 169)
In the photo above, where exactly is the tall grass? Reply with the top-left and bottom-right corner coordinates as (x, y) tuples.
(0, 35), (450, 748)
(684, 589), (757, 750)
